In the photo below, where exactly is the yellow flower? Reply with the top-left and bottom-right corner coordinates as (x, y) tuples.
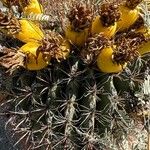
(97, 47), (127, 73)
(19, 32), (71, 70)
(91, 3), (120, 38)
(136, 26), (150, 55)
(19, 42), (50, 70)
(65, 2), (92, 46)
(19, 31), (71, 70)
(0, 10), (44, 43)
(117, 5), (140, 32)
(58, 40), (70, 59)
(65, 25), (89, 46)
(23, 0), (43, 15)
(91, 16), (117, 38)
(15, 19), (44, 43)
(138, 41), (150, 55)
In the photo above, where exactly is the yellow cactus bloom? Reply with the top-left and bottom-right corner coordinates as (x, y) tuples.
(15, 19), (44, 43)
(117, 5), (139, 32)
(135, 26), (150, 55)
(23, 0), (43, 14)
(136, 25), (148, 32)
(1, 0), (43, 14)
(91, 16), (117, 38)
(91, 2), (120, 38)
(136, 26), (150, 36)
(19, 34), (70, 70)
(97, 47), (127, 73)
(65, 25), (89, 46)
(65, 2), (92, 46)
(58, 40), (70, 59)
(19, 42), (50, 70)
(138, 41), (150, 55)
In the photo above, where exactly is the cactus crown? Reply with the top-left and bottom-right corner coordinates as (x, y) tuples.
(99, 2), (120, 27)
(67, 2), (92, 31)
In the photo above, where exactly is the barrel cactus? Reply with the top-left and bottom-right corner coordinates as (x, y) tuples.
(0, 0), (150, 149)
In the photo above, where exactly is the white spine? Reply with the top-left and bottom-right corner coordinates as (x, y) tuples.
(23, 12), (51, 22)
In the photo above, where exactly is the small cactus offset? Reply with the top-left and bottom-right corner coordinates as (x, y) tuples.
(0, 0), (150, 149)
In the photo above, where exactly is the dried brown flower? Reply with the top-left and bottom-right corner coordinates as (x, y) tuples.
(67, 2), (93, 31)
(0, 10), (21, 35)
(0, 47), (25, 73)
(99, 2), (120, 27)
(113, 35), (140, 65)
(37, 32), (69, 61)
(80, 34), (110, 64)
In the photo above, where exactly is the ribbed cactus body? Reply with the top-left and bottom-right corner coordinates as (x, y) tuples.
(0, 54), (148, 149)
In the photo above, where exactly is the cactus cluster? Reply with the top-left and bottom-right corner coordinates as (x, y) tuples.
(0, 0), (150, 149)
